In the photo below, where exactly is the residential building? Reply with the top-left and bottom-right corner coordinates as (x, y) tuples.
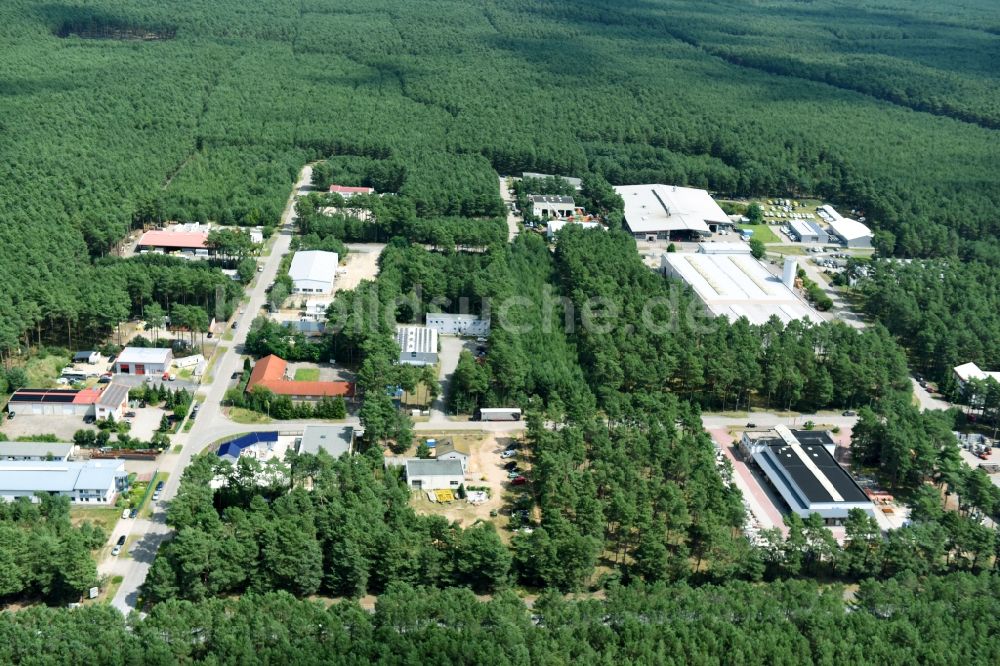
(304, 301), (331, 321)
(528, 195), (576, 220)
(661, 252), (817, 325)
(72, 351), (100, 364)
(96, 383), (129, 421)
(0, 441), (74, 462)
(424, 313), (490, 337)
(329, 184), (375, 198)
(216, 432), (280, 464)
(615, 184), (730, 240)
(522, 172), (582, 190)
(404, 459), (465, 490)
(289, 250), (338, 294)
(114, 347), (172, 376)
(396, 326), (439, 366)
(246, 355), (355, 403)
(434, 438), (470, 472)
(8, 388), (101, 416)
(789, 219), (829, 244)
(546, 220), (604, 240)
(298, 425), (354, 458)
(0, 460), (128, 504)
(740, 426), (875, 524)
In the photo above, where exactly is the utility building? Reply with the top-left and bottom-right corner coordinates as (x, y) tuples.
(528, 195), (576, 220)
(424, 313), (491, 337)
(114, 347), (172, 376)
(396, 326), (439, 366)
(740, 426), (875, 524)
(289, 251), (338, 294)
(789, 219), (829, 244)
(616, 184), (730, 240)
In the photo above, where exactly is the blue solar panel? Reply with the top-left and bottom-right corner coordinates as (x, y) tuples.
(217, 431), (278, 458)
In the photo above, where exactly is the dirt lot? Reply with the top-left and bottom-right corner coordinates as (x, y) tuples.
(337, 243), (384, 292)
(1, 414), (93, 442)
(407, 432), (525, 529)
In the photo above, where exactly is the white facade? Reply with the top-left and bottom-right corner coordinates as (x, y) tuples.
(115, 347), (172, 375)
(954, 362), (1000, 391)
(396, 326), (439, 366)
(0, 460), (127, 504)
(95, 383), (129, 421)
(529, 195), (576, 219)
(616, 184), (729, 239)
(425, 313), (490, 337)
(289, 251), (338, 294)
(827, 218), (873, 248)
(661, 252), (817, 325)
(405, 459), (465, 490)
(0, 441), (74, 462)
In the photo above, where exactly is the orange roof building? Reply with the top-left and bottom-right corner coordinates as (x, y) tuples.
(246, 355), (354, 400)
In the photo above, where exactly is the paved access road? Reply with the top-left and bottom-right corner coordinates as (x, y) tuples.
(104, 165), (314, 614)
(702, 411), (859, 429)
(499, 176), (519, 241)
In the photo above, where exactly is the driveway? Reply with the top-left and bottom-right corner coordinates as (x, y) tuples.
(337, 244), (385, 291)
(911, 378), (951, 411)
(499, 176), (519, 242)
(428, 337), (474, 422)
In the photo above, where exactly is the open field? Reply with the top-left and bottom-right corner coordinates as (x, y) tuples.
(293, 368), (319, 381)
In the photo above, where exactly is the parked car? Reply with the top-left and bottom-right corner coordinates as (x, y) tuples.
(504, 461), (518, 471)
(111, 545), (122, 557)
(500, 450), (516, 459)
(124, 411), (136, 418)
(476, 337), (488, 343)
(116, 535), (127, 546)
(511, 476), (528, 486)
(842, 410), (856, 416)
(97, 375), (111, 384)
(129, 508), (138, 519)
(168, 374), (176, 381)
(162, 372), (170, 381)
(232, 372), (241, 380)
(257, 265), (264, 273)
(6, 411), (14, 420)
(83, 415), (95, 424)
(746, 422), (757, 428)
(207, 331), (213, 338)
(231, 321), (238, 329)
(507, 470), (521, 479)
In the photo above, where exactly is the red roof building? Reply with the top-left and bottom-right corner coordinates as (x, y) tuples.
(247, 355), (355, 400)
(137, 230), (209, 251)
(329, 185), (375, 197)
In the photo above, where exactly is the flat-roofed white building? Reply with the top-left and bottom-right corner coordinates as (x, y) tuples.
(0, 441), (74, 462)
(953, 362), (1000, 391)
(114, 347), (172, 376)
(425, 313), (491, 337)
(827, 218), (872, 248)
(529, 195), (576, 220)
(289, 250), (338, 294)
(0, 460), (127, 504)
(404, 459), (465, 490)
(789, 219), (829, 244)
(661, 252), (818, 325)
(616, 184), (730, 240)
(396, 325), (439, 366)
(546, 220), (604, 240)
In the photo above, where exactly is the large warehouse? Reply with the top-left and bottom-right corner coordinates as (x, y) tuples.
(615, 184), (730, 240)
(828, 218), (873, 248)
(396, 325), (439, 366)
(289, 250), (338, 294)
(789, 219), (829, 244)
(661, 252), (817, 325)
(740, 426), (875, 524)
(114, 347), (173, 376)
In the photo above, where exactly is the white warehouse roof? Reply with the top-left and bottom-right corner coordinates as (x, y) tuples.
(615, 184), (729, 235)
(0, 460), (124, 493)
(828, 217), (872, 242)
(289, 251), (338, 284)
(117, 347), (172, 365)
(662, 252), (818, 325)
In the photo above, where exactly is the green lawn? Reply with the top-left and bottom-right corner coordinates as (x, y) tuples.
(70, 506), (120, 532)
(228, 407), (272, 424)
(738, 224), (780, 244)
(293, 368), (320, 381)
(768, 245), (808, 256)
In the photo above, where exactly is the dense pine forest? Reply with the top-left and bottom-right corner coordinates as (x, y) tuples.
(1, 0), (1000, 353)
(3, 0), (1000, 660)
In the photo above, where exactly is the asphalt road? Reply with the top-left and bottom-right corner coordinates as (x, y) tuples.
(701, 411), (859, 429)
(499, 176), (519, 241)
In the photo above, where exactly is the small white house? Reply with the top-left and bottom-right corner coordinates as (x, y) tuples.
(95, 383), (129, 421)
(404, 459), (464, 490)
(73, 351), (100, 364)
(114, 347), (173, 376)
(289, 251), (338, 294)
(434, 439), (470, 473)
(425, 313), (490, 337)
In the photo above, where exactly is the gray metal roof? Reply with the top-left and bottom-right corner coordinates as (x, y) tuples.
(529, 194), (575, 205)
(405, 458), (464, 478)
(0, 441), (73, 459)
(0, 460), (124, 493)
(98, 382), (130, 407)
(299, 425), (353, 457)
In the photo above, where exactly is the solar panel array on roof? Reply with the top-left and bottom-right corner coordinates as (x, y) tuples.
(10, 389), (81, 404)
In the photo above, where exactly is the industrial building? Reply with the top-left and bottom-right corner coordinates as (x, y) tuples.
(528, 195), (576, 220)
(522, 172), (582, 190)
(95, 383), (130, 421)
(698, 242), (751, 255)
(0, 441), (74, 462)
(404, 459), (465, 490)
(8, 388), (101, 416)
(298, 425), (355, 458)
(661, 253), (816, 325)
(953, 362), (1000, 391)
(0, 459), (128, 504)
(789, 219), (829, 244)
(740, 426), (875, 524)
(818, 205), (872, 248)
(615, 184), (731, 240)
(136, 224), (212, 256)
(329, 184), (375, 198)
(114, 347), (173, 376)
(546, 219), (603, 240)
(424, 313), (491, 337)
(289, 250), (338, 294)
(396, 326), (439, 366)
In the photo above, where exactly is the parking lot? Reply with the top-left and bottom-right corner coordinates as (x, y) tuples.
(2, 414), (93, 443)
